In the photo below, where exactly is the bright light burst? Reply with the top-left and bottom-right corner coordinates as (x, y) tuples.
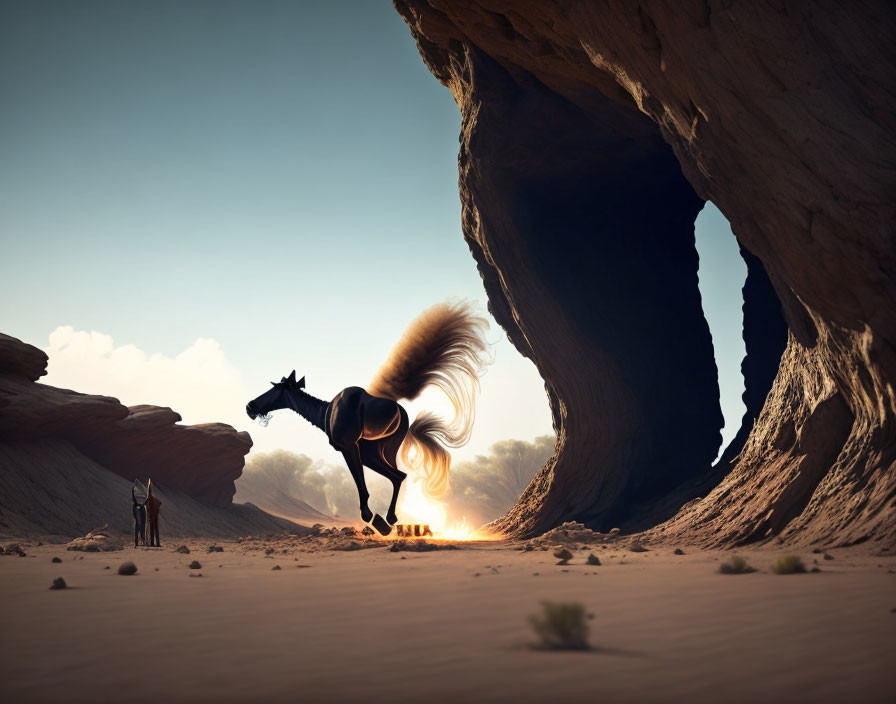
(394, 474), (495, 541)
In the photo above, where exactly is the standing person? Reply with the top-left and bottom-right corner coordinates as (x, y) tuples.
(146, 478), (162, 548)
(132, 480), (147, 547)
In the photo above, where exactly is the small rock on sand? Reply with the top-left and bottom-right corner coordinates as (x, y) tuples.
(175, 545), (190, 554)
(823, 552), (834, 560)
(674, 548), (685, 555)
(553, 547), (573, 561)
(586, 553), (601, 566)
(118, 561), (138, 575)
(264, 547), (275, 555)
(272, 565), (281, 570)
(51, 556), (62, 563)
(629, 542), (648, 553)
(207, 545), (224, 553)
(49, 577), (67, 590)
(104, 565), (110, 570)
(188, 560), (202, 570)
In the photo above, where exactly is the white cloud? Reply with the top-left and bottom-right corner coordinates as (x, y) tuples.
(44, 326), (248, 428)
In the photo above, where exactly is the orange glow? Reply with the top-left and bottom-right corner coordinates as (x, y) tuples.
(390, 475), (497, 541)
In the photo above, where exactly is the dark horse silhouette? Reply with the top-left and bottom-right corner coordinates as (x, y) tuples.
(246, 301), (490, 535)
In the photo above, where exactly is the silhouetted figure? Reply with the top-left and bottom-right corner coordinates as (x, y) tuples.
(132, 480), (147, 547)
(245, 302), (489, 536)
(146, 478), (162, 547)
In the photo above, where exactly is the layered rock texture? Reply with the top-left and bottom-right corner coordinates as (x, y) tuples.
(0, 333), (277, 537)
(396, 1), (895, 547)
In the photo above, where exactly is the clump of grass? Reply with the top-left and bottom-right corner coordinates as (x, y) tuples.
(771, 555), (806, 574)
(718, 555), (756, 574)
(528, 600), (591, 650)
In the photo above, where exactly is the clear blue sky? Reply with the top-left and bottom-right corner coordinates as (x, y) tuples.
(0, 0), (746, 461)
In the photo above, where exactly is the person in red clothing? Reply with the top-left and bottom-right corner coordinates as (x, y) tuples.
(146, 478), (162, 548)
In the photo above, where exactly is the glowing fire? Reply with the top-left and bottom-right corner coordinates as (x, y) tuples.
(391, 476), (492, 541)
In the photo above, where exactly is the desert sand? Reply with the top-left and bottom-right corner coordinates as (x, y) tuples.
(1, 536), (893, 704)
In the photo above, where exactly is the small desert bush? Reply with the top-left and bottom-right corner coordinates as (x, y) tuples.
(718, 555), (756, 574)
(771, 555), (806, 574)
(528, 600), (591, 650)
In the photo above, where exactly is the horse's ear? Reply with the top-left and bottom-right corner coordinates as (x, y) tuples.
(298, 376), (306, 389)
(287, 370), (296, 384)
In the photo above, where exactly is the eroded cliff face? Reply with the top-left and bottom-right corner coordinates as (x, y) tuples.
(0, 333), (252, 508)
(396, 1), (895, 547)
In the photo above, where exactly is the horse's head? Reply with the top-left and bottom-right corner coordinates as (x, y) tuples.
(246, 370), (306, 425)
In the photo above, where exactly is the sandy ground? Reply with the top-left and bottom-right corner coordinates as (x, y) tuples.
(1, 538), (894, 704)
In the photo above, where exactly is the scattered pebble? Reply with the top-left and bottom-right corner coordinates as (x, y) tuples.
(532, 572), (539, 576)
(189, 573), (203, 578)
(586, 553), (601, 566)
(49, 577), (67, 590)
(175, 545), (190, 554)
(51, 557), (62, 563)
(188, 560), (202, 570)
(265, 547), (275, 555)
(207, 545), (224, 553)
(553, 547), (573, 561)
(629, 541), (648, 553)
(118, 561), (138, 576)
(674, 548), (685, 555)
(104, 565), (110, 570)
(823, 552), (834, 561)
(272, 565), (281, 570)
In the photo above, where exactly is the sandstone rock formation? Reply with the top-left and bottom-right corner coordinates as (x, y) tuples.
(75, 405), (253, 507)
(396, 1), (895, 548)
(0, 333), (255, 533)
(0, 333), (48, 381)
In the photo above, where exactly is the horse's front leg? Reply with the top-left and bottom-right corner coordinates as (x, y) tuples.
(339, 445), (373, 524)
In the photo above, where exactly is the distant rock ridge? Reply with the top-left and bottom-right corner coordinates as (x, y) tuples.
(0, 332), (251, 508)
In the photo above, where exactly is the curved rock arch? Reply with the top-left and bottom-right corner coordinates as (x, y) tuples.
(395, 1), (895, 548)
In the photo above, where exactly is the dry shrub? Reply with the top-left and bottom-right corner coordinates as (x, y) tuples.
(528, 601), (591, 650)
(771, 555), (806, 574)
(718, 555), (756, 574)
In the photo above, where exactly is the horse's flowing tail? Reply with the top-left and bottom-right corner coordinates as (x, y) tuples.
(368, 300), (490, 498)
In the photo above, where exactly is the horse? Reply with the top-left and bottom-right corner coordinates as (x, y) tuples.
(246, 301), (490, 535)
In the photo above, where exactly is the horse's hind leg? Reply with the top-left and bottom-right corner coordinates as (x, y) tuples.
(360, 441), (406, 526)
(377, 460), (406, 527)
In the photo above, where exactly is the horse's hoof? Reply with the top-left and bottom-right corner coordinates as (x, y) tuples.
(386, 513), (398, 526)
(360, 509), (374, 524)
(371, 514), (392, 536)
